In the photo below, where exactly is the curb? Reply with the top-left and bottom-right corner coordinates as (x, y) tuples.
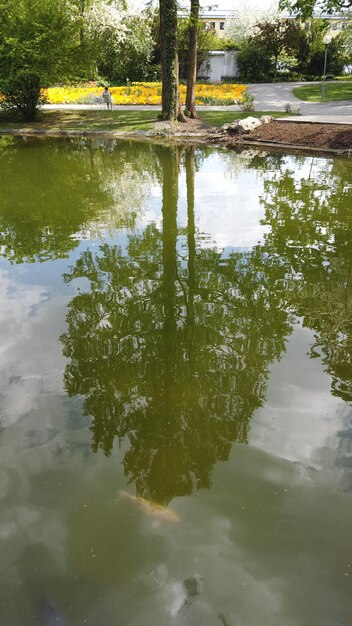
(275, 118), (352, 126)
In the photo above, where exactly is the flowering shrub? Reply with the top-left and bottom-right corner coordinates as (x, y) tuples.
(45, 82), (246, 106)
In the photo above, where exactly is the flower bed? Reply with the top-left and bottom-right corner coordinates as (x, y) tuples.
(45, 82), (246, 106)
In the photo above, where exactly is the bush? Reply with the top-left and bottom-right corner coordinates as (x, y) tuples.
(238, 90), (255, 111)
(0, 74), (47, 121)
(237, 43), (274, 82)
(221, 76), (242, 83)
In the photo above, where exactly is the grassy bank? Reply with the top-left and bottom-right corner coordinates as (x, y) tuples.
(198, 110), (291, 127)
(293, 83), (352, 102)
(0, 109), (290, 133)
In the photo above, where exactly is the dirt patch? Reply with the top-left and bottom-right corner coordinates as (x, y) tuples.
(218, 121), (352, 151)
(152, 119), (352, 153)
(250, 121), (352, 149)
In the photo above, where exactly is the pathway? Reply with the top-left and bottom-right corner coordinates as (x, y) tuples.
(247, 82), (352, 124)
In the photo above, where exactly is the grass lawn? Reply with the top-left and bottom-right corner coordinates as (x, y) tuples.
(0, 109), (291, 132)
(293, 82), (352, 102)
(198, 110), (291, 127)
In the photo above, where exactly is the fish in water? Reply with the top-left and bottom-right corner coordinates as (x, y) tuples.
(119, 490), (180, 527)
(164, 575), (204, 617)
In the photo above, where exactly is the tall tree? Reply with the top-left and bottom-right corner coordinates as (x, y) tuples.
(185, 0), (199, 118)
(254, 18), (307, 75)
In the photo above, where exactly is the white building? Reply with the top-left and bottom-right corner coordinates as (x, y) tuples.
(197, 50), (239, 82)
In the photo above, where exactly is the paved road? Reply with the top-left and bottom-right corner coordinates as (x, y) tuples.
(246, 82), (352, 123)
(42, 82), (352, 124)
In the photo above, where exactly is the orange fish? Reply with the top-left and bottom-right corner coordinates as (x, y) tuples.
(119, 490), (181, 527)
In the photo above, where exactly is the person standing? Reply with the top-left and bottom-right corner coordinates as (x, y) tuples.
(102, 86), (113, 110)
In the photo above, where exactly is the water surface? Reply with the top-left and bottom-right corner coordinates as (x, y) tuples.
(0, 137), (351, 626)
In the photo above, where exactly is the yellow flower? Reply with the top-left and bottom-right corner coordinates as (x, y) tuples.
(45, 82), (246, 106)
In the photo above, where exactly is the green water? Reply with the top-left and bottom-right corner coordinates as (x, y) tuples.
(0, 136), (351, 626)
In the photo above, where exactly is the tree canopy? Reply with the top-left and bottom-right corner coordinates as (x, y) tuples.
(0, 0), (79, 119)
(279, 0), (352, 18)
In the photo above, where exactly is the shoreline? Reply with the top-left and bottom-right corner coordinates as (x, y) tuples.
(1, 120), (352, 158)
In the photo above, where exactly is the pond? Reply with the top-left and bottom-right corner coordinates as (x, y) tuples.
(0, 136), (351, 626)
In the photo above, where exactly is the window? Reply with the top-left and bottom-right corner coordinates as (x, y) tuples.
(210, 21), (216, 29)
(220, 21), (225, 30)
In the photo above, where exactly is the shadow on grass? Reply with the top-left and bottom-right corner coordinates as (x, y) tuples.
(0, 110), (159, 131)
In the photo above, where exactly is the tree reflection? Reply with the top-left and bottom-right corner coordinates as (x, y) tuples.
(61, 145), (291, 506)
(260, 155), (352, 402)
(0, 137), (155, 263)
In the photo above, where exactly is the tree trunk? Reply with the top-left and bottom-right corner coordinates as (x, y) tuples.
(159, 0), (186, 121)
(186, 0), (199, 118)
(176, 57), (188, 122)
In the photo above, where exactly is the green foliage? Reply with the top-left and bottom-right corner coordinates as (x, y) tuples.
(238, 90), (255, 111)
(98, 15), (155, 84)
(215, 37), (240, 51)
(310, 33), (347, 76)
(195, 96), (238, 105)
(279, 0), (352, 19)
(237, 43), (274, 82)
(237, 14), (349, 81)
(0, 0), (80, 120)
(254, 18), (308, 73)
(294, 19), (349, 77)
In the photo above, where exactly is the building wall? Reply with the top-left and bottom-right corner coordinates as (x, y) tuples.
(198, 51), (239, 82)
(305, 17), (351, 38)
(202, 17), (227, 39)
